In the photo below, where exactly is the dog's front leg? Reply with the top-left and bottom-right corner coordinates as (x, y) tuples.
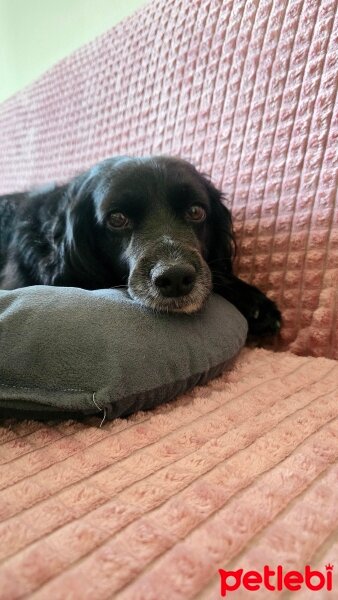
(213, 273), (281, 337)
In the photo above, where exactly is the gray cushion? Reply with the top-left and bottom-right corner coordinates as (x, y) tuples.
(0, 286), (247, 421)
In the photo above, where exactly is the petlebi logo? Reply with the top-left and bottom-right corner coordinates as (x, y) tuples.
(218, 564), (334, 596)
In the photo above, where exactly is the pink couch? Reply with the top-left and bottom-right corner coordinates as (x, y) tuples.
(0, 1), (337, 598)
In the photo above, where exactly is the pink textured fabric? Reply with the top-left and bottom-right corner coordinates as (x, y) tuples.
(0, 3), (337, 597)
(0, 0), (337, 358)
(0, 348), (337, 599)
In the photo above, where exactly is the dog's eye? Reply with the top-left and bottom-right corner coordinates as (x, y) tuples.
(108, 212), (131, 229)
(185, 205), (206, 223)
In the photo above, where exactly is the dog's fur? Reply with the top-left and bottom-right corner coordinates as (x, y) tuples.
(0, 155), (281, 335)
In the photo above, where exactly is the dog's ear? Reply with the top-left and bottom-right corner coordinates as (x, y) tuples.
(200, 175), (235, 275)
(64, 170), (110, 286)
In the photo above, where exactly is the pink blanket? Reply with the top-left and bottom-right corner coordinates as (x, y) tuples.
(0, 0), (337, 358)
(0, 1), (337, 597)
(0, 349), (337, 599)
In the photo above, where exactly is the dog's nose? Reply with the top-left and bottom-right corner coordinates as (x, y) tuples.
(152, 264), (196, 297)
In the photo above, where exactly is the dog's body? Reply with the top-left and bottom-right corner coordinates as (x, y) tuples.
(0, 156), (280, 335)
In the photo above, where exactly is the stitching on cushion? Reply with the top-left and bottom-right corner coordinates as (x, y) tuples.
(0, 381), (88, 393)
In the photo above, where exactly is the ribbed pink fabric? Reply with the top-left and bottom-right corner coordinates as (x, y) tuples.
(0, 0), (336, 358)
(0, 349), (337, 599)
(0, 2), (337, 597)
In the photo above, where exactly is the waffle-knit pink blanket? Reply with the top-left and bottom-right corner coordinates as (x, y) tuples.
(0, 0), (336, 358)
(0, 349), (337, 599)
(0, 1), (337, 597)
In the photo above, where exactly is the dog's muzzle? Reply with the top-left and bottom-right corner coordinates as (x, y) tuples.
(151, 263), (196, 298)
(127, 242), (212, 313)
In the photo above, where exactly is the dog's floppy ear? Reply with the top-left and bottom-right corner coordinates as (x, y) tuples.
(201, 175), (235, 275)
(63, 156), (132, 286)
(63, 169), (110, 286)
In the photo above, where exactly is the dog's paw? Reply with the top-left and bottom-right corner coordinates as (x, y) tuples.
(246, 293), (281, 337)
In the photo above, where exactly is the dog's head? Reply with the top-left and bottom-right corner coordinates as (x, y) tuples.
(66, 156), (234, 313)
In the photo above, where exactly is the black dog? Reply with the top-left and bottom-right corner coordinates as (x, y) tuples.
(0, 156), (280, 336)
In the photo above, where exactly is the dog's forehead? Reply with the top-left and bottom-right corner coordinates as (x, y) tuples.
(96, 156), (201, 193)
(91, 156), (210, 219)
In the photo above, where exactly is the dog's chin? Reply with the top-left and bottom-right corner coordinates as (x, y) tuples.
(128, 287), (210, 314)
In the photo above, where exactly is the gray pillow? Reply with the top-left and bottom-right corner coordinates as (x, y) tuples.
(0, 286), (247, 422)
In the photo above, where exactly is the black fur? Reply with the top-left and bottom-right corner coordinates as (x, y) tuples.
(0, 156), (281, 336)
